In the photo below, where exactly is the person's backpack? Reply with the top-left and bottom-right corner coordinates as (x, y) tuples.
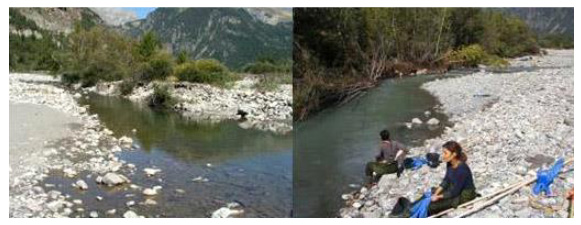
(426, 152), (441, 168)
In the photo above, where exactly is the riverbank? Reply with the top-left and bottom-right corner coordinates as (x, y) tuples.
(89, 75), (292, 134)
(339, 49), (574, 218)
(9, 73), (147, 217)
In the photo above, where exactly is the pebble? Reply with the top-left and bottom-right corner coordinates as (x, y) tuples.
(192, 176), (209, 183)
(74, 179), (89, 190)
(426, 118), (440, 126)
(126, 201), (136, 207)
(143, 168), (161, 176)
(123, 210), (142, 218)
(411, 118), (423, 125)
(106, 209), (116, 215)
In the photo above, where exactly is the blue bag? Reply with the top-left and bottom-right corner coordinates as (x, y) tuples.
(410, 157), (428, 170)
(532, 158), (564, 196)
(410, 189), (431, 218)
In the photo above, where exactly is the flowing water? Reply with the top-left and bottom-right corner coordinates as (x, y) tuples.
(293, 74), (460, 217)
(43, 93), (293, 217)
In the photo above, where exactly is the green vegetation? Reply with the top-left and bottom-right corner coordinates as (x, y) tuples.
(135, 31), (162, 61)
(119, 79), (137, 96)
(56, 26), (237, 90)
(139, 52), (174, 81)
(59, 25), (138, 87)
(242, 57), (292, 91)
(9, 33), (61, 72)
(9, 8), (39, 30)
(175, 59), (233, 86)
(448, 44), (507, 68)
(538, 34), (574, 49)
(148, 83), (176, 109)
(9, 9), (61, 72)
(242, 57), (292, 74)
(294, 8), (544, 120)
(176, 50), (189, 65)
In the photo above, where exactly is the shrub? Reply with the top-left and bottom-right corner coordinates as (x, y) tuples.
(176, 50), (189, 65)
(60, 72), (82, 86)
(242, 61), (291, 74)
(175, 59), (232, 85)
(135, 30), (161, 60)
(58, 26), (137, 86)
(119, 79), (136, 96)
(148, 83), (176, 109)
(448, 44), (507, 67)
(140, 52), (174, 81)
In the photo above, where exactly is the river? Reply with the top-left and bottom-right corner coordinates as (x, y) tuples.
(293, 74), (459, 217)
(43, 93), (293, 217)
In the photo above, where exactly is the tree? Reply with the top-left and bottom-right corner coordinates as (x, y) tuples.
(136, 30), (162, 60)
(176, 50), (189, 65)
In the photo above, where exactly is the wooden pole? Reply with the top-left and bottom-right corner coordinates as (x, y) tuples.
(454, 177), (537, 218)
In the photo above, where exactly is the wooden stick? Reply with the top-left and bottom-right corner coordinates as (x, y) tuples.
(454, 177), (537, 218)
(429, 158), (573, 218)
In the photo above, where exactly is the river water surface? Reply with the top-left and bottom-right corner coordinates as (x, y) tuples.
(44, 93), (293, 217)
(293, 74), (458, 217)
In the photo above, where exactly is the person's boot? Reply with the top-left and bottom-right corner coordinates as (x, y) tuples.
(396, 165), (404, 178)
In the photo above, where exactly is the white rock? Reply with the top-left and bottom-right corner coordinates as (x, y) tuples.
(74, 179), (88, 190)
(63, 168), (77, 177)
(142, 188), (158, 196)
(123, 210), (143, 218)
(426, 118), (440, 126)
(143, 168), (161, 176)
(192, 176), (209, 183)
(211, 207), (244, 218)
(97, 173), (130, 186)
(411, 118), (423, 125)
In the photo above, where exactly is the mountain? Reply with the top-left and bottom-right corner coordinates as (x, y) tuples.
(120, 8), (292, 69)
(9, 7), (104, 35)
(9, 7), (104, 72)
(496, 8), (574, 37)
(91, 8), (138, 26)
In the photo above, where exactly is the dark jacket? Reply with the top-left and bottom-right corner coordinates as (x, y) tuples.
(439, 162), (476, 199)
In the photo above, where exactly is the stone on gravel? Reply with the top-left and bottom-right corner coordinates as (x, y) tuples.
(97, 173), (130, 186)
(426, 118), (440, 126)
(123, 210), (143, 218)
(411, 118), (422, 125)
(74, 179), (88, 190)
(143, 168), (161, 177)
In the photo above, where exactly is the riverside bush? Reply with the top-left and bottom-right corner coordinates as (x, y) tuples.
(148, 83), (176, 109)
(175, 59), (232, 85)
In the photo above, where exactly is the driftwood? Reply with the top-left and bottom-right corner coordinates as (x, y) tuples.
(429, 158), (573, 218)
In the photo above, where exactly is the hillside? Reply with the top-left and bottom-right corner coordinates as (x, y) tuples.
(120, 8), (292, 69)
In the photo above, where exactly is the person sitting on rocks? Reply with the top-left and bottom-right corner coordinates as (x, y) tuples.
(365, 129), (408, 184)
(428, 141), (477, 215)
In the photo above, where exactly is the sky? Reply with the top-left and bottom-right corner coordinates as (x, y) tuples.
(119, 7), (157, 19)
